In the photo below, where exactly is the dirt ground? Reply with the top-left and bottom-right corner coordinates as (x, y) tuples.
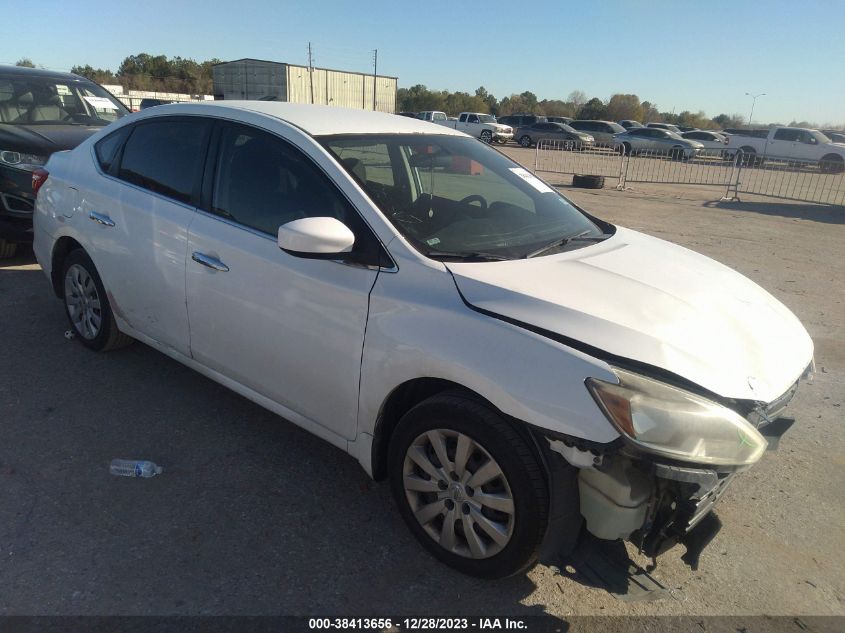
(1, 151), (842, 620)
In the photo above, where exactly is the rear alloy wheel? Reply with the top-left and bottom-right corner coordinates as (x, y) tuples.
(519, 135), (532, 148)
(62, 249), (134, 351)
(389, 393), (549, 578)
(480, 130), (493, 144)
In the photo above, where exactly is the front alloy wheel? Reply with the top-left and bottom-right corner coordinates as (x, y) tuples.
(480, 130), (493, 144)
(388, 392), (550, 578)
(403, 429), (515, 559)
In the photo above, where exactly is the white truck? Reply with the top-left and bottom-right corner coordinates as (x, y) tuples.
(417, 111), (513, 144)
(726, 127), (845, 172)
(439, 112), (513, 144)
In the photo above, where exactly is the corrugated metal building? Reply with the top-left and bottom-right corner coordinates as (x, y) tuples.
(212, 58), (397, 113)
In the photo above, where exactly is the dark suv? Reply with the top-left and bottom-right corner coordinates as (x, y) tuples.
(497, 114), (547, 131)
(0, 65), (128, 257)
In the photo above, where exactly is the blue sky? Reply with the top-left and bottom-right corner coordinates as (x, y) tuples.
(3, 0), (844, 125)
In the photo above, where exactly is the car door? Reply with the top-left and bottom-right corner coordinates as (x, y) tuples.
(767, 128), (801, 159)
(466, 113), (482, 137)
(82, 116), (211, 356)
(185, 121), (382, 440)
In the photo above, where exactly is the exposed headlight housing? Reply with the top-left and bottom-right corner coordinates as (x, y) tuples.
(586, 368), (767, 467)
(0, 150), (47, 171)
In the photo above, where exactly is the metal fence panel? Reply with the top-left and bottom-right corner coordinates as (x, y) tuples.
(531, 139), (844, 207)
(623, 148), (737, 187)
(534, 140), (624, 182)
(728, 155), (845, 206)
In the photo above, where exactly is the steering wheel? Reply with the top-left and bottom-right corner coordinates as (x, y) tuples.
(459, 194), (488, 209)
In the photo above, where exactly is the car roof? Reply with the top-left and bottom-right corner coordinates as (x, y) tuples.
(134, 101), (468, 137)
(0, 64), (88, 81)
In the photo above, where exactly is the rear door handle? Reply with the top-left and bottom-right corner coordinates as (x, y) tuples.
(191, 251), (229, 272)
(89, 211), (115, 227)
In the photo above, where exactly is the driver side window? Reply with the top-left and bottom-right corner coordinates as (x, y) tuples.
(208, 124), (383, 265)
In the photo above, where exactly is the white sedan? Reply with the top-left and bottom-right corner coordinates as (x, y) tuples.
(33, 102), (814, 578)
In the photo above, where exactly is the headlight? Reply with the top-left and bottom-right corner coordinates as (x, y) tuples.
(0, 150), (47, 171)
(586, 368), (767, 466)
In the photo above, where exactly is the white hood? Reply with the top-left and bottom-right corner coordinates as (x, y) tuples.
(447, 227), (813, 403)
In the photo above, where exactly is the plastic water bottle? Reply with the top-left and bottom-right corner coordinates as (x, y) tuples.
(109, 459), (163, 478)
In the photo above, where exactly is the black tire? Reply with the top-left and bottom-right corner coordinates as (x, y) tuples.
(518, 135), (532, 148)
(388, 392), (549, 578)
(480, 130), (492, 144)
(0, 239), (17, 259)
(738, 147), (757, 166)
(61, 249), (134, 352)
(621, 142), (632, 155)
(670, 145), (685, 161)
(572, 174), (605, 189)
(820, 154), (844, 173)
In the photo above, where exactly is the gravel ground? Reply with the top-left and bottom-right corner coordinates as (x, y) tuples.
(1, 153), (842, 620)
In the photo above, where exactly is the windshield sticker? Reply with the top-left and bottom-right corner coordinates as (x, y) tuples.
(56, 84), (71, 96)
(509, 167), (554, 193)
(426, 237), (441, 246)
(83, 96), (118, 110)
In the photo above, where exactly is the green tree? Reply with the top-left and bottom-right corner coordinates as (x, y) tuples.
(712, 113), (746, 129)
(606, 94), (643, 122)
(538, 99), (576, 117)
(641, 101), (660, 123)
(577, 97), (608, 120)
(71, 65), (117, 85)
(475, 86), (498, 113)
(15, 58), (35, 68)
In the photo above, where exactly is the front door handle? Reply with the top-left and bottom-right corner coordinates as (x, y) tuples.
(191, 251), (229, 272)
(89, 211), (115, 227)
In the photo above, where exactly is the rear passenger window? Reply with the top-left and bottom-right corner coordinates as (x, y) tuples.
(773, 129), (800, 142)
(94, 126), (130, 173)
(118, 118), (209, 204)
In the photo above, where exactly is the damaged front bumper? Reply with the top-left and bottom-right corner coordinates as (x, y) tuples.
(544, 408), (797, 571)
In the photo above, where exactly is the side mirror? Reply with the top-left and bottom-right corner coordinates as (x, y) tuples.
(278, 217), (355, 258)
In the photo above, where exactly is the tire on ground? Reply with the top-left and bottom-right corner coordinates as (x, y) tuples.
(572, 174), (605, 189)
(61, 249), (134, 352)
(388, 392), (550, 578)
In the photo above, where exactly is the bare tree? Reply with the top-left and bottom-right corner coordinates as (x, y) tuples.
(15, 58), (35, 68)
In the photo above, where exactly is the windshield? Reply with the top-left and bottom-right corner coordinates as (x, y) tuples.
(608, 123), (626, 133)
(478, 114), (496, 123)
(560, 124), (579, 134)
(812, 130), (831, 143)
(321, 134), (608, 260)
(0, 75), (128, 125)
(666, 131), (685, 140)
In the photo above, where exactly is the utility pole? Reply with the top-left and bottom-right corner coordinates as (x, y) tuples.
(372, 49), (378, 111)
(308, 42), (315, 105)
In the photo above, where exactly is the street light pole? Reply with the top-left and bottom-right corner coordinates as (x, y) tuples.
(745, 92), (766, 125)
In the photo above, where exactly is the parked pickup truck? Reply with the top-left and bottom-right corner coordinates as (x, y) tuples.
(416, 111), (448, 123)
(726, 127), (845, 172)
(436, 112), (513, 144)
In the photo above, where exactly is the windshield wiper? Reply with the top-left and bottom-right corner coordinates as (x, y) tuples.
(425, 249), (511, 262)
(525, 230), (610, 258)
